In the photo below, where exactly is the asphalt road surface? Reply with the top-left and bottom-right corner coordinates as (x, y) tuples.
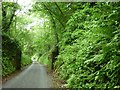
(2, 63), (52, 88)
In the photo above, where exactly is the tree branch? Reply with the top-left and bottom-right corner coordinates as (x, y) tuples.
(42, 3), (65, 28)
(54, 2), (65, 18)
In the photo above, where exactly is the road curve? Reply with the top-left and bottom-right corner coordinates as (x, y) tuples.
(2, 63), (52, 88)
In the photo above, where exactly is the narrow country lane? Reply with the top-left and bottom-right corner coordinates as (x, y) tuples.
(2, 63), (53, 88)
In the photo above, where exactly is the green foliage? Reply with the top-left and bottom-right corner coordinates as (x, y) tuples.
(2, 2), (20, 32)
(32, 2), (120, 88)
(21, 54), (32, 67)
(2, 2), (32, 76)
(0, 3), (2, 29)
(39, 54), (51, 67)
(2, 57), (15, 76)
(2, 1), (120, 88)
(2, 34), (21, 76)
(55, 2), (120, 88)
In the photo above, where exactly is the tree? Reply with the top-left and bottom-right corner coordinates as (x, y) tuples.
(55, 2), (120, 88)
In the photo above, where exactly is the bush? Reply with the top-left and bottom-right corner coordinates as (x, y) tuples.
(21, 54), (32, 67)
(2, 57), (15, 76)
(55, 3), (120, 88)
